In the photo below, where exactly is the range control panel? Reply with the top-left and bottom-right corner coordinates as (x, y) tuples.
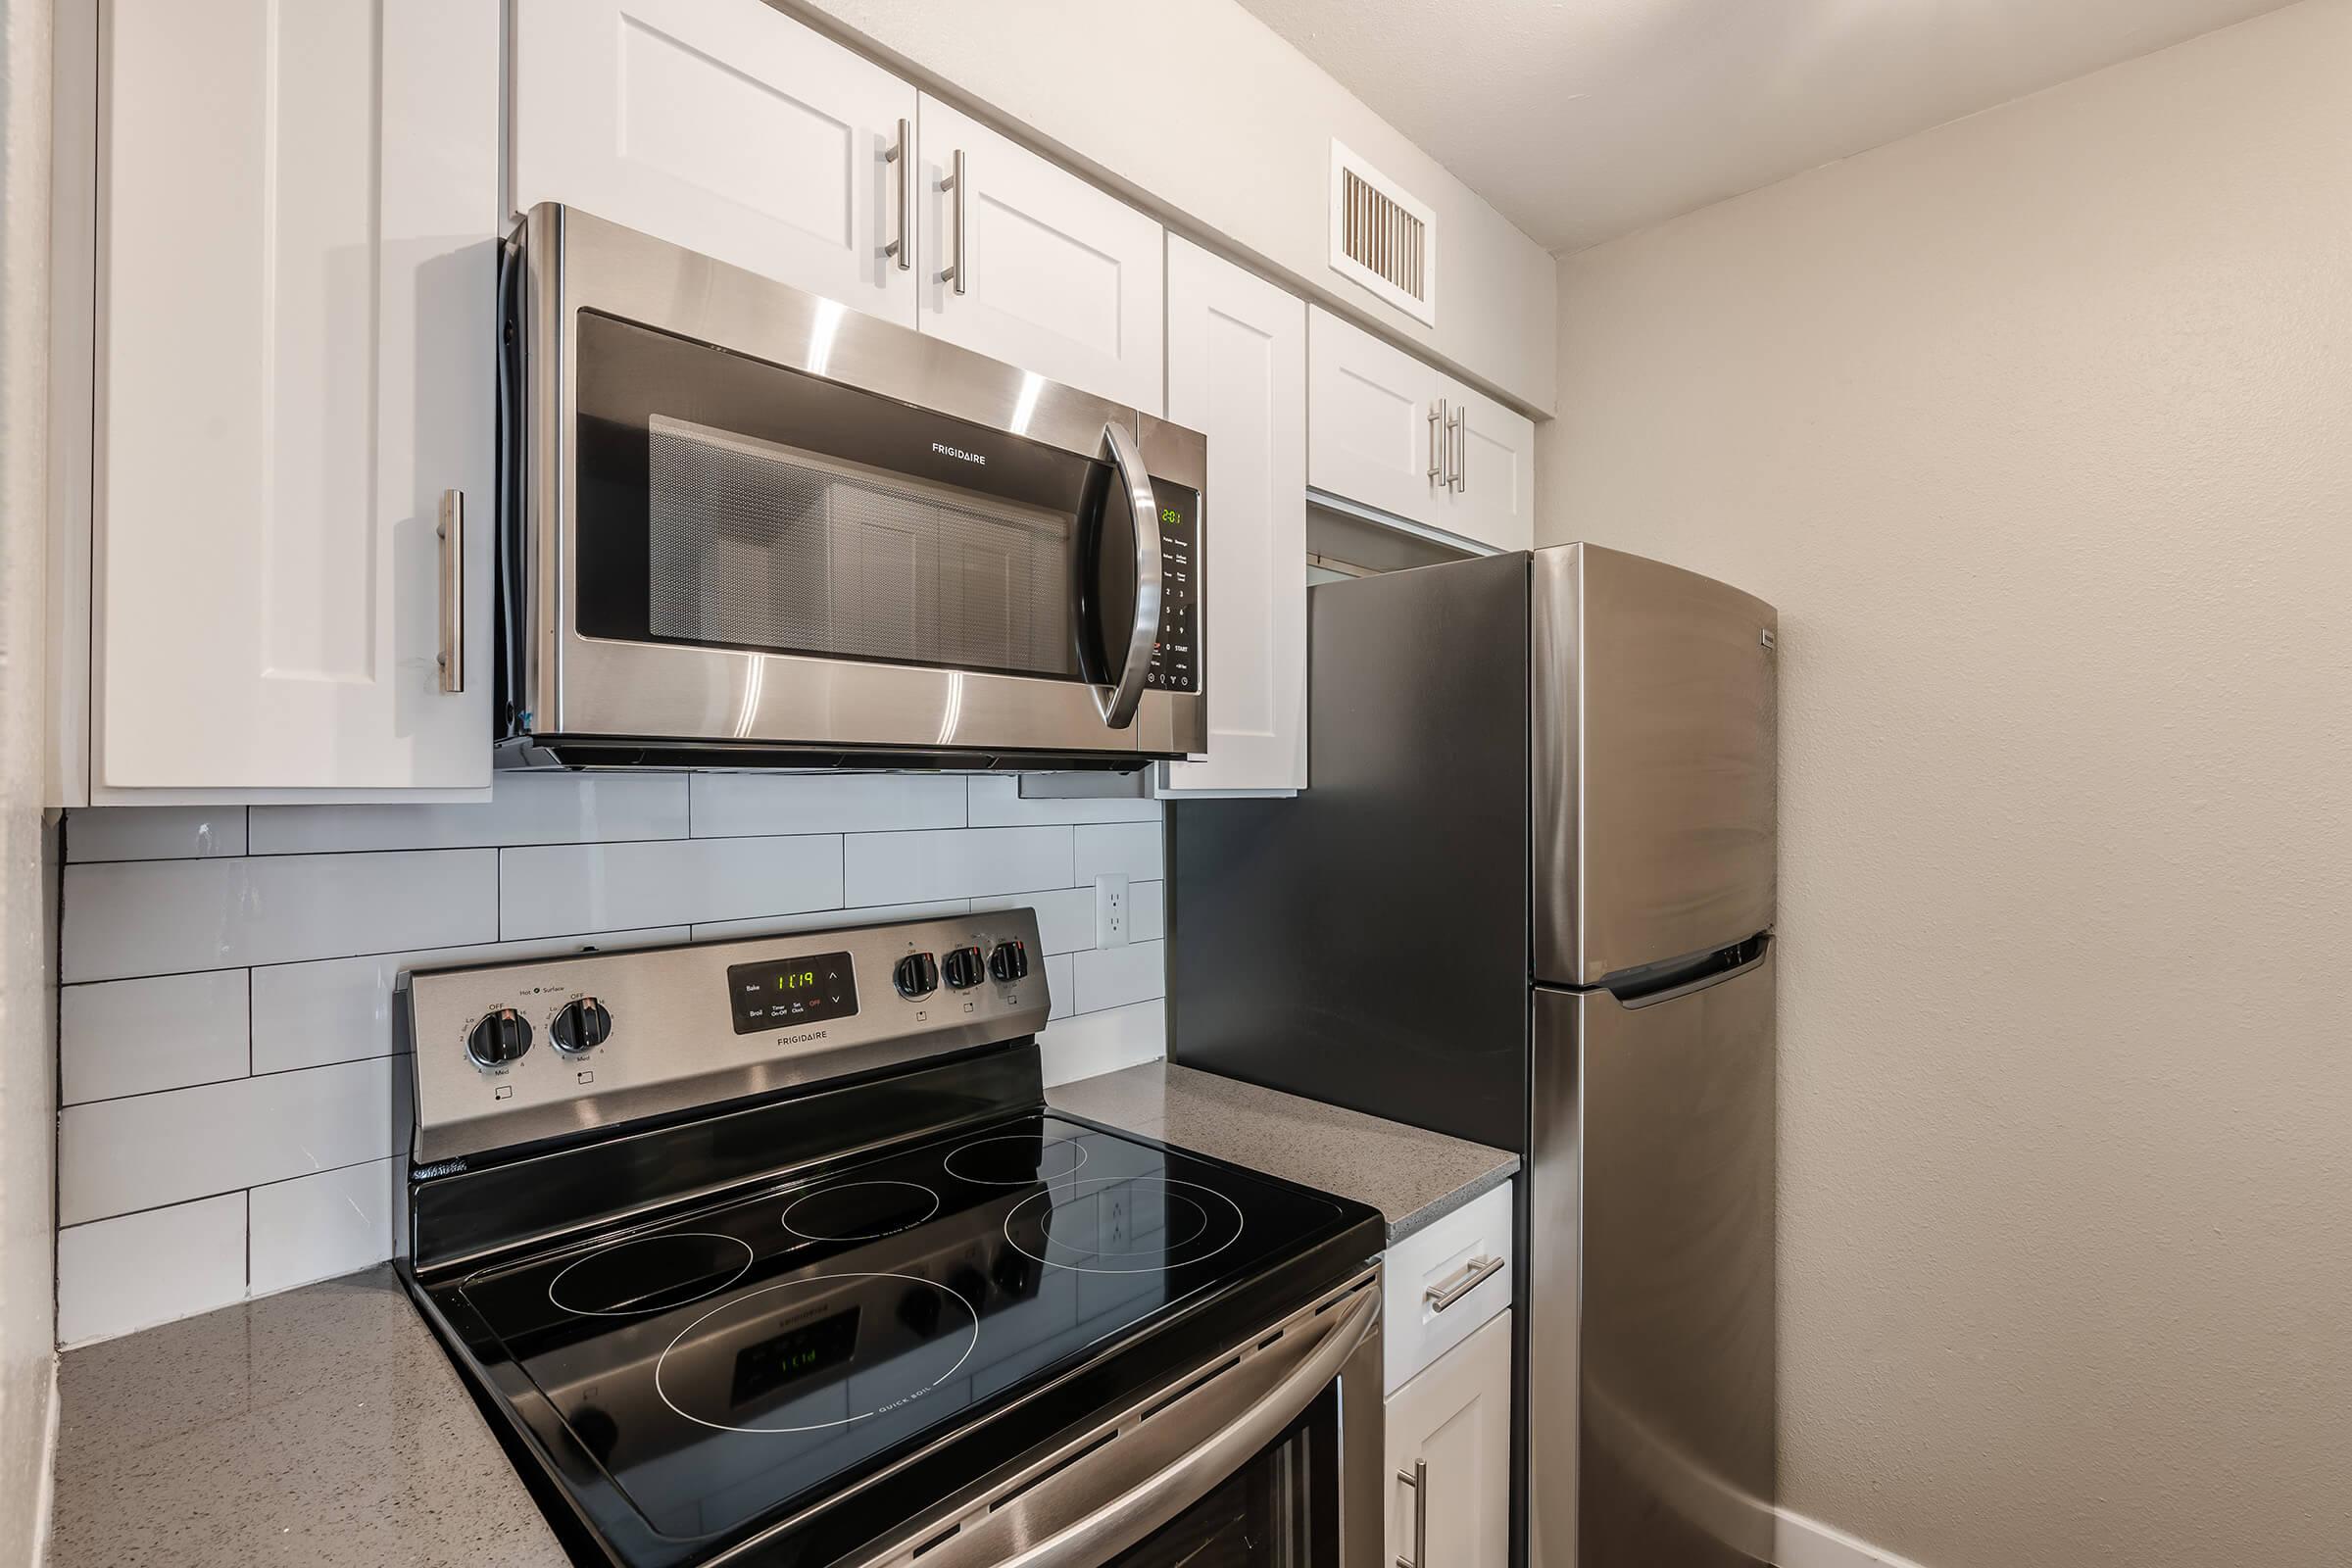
(1147, 483), (1200, 695)
(404, 909), (1049, 1165)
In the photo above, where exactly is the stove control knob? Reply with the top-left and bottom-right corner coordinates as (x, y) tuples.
(942, 946), (986, 991)
(550, 998), (612, 1054)
(466, 1008), (532, 1070)
(894, 952), (939, 1000)
(987, 940), (1030, 984)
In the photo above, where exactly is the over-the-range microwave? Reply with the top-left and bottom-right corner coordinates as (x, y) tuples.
(497, 203), (1205, 770)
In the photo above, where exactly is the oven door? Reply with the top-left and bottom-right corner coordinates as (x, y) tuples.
(514, 204), (1206, 763)
(871, 1278), (1383, 1568)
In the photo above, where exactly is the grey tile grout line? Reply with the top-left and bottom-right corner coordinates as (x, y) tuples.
(64, 875), (1166, 988)
(60, 961), (1165, 1111)
(58, 1047), (416, 1110)
(61, 811), (1156, 865)
(58, 1151), (405, 1234)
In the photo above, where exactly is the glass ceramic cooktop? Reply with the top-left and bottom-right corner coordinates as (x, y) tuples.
(442, 1114), (1345, 1544)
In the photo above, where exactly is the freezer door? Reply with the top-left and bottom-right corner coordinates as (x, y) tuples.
(1532, 544), (1778, 986)
(1528, 943), (1777, 1568)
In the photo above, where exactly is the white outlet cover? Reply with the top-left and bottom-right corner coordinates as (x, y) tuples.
(1096, 873), (1130, 947)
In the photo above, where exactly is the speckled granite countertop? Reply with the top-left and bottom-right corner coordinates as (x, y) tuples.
(48, 1265), (569, 1568)
(50, 1068), (1512, 1566)
(1049, 1062), (1518, 1241)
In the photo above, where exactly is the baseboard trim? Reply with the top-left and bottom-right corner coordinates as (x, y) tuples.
(1776, 1507), (1933, 1568)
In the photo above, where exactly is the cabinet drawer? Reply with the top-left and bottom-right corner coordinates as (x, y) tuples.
(1383, 1180), (1512, 1394)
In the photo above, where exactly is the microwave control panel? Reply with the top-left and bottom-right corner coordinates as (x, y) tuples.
(1150, 489), (1200, 694)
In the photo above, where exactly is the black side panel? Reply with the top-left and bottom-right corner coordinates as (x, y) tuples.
(1169, 553), (1532, 1152)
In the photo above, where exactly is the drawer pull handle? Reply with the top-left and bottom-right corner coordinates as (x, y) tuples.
(1396, 1459), (1426, 1568)
(1423, 1253), (1504, 1312)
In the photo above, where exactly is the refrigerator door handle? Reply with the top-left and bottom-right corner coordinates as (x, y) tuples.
(1607, 931), (1773, 1008)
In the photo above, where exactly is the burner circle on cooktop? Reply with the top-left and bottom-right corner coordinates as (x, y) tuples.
(655, 1272), (979, 1435)
(547, 1232), (755, 1318)
(781, 1180), (941, 1243)
(943, 1132), (1090, 1186)
(1004, 1176), (1246, 1275)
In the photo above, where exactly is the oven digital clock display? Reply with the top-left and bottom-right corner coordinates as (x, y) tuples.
(726, 950), (858, 1034)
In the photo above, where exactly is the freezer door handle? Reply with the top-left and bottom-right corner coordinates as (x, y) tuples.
(1608, 931), (1773, 1009)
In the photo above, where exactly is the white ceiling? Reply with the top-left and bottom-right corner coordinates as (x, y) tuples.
(1234, 0), (2298, 252)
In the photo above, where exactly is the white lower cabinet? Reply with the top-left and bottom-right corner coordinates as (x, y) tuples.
(92, 0), (497, 797)
(1387, 1306), (1514, 1568)
(1157, 238), (1306, 795)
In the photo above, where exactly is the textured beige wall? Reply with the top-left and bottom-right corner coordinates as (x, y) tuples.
(0, 0), (56, 1558)
(1538, 4), (2352, 1565)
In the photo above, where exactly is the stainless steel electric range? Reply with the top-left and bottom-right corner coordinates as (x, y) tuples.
(396, 909), (1385, 1568)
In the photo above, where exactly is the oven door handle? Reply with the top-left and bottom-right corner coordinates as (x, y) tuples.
(908, 1285), (1379, 1568)
(1094, 420), (1163, 730)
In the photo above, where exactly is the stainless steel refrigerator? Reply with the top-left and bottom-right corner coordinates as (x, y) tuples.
(1168, 543), (1778, 1567)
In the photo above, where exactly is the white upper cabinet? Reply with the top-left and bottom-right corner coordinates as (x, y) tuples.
(1387, 1307), (1514, 1568)
(1158, 238), (1306, 795)
(511, 0), (919, 327)
(1308, 307), (1444, 529)
(1445, 379), (1538, 553)
(94, 0), (497, 795)
(916, 97), (1164, 415)
(1307, 308), (1536, 553)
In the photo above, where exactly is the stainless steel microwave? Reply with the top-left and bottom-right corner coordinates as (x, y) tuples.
(496, 204), (1206, 770)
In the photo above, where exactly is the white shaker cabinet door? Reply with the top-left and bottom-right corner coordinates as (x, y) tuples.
(1386, 1307), (1514, 1568)
(96, 0), (497, 792)
(916, 96), (1164, 414)
(1157, 238), (1306, 794)
(1441, 379), (1538, 553)
(1306, 306), (1444, 531)
(512, 0), (919, 327)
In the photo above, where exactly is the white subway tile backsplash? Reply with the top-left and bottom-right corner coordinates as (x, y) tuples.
(965, 776), (1161, 826)
(62, 850), (498, 983)
(247, 926), (690, 1076)
(691, 774), (966, 837)
(1131, 881), (1165, 943)
(61, 969), (250, 1104)
(1073, 941), (1167, 1014)
(249, 773), (688, 855)
(501, 835), (843, 939)
(1037, 1001), (1165, 1088)
(60, 1056), (405, 1225)
(248, 1157), (404, 1297)
(973, 886), (1095, 956)
(57, 1194), (247, 1347)
(1044, 952), (1074, 1021)
(1074, 822), (1164, 884)
(692, 901), (967, 943)
(56, 779), (1166, 1343)
(66, 806), (247, 862)
(845, 826), (1073, 906)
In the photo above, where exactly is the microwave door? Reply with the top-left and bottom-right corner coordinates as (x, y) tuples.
(1084, 422), (1165, 730)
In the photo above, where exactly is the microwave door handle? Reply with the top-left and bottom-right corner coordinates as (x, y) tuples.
(1096, 421), (1163, 729)
(903, 1285), (1379, 1568)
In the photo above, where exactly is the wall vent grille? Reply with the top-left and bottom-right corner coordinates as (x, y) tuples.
(1329, 142), (1437, 325)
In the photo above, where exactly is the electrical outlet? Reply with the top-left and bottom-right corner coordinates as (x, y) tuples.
(1096, 873), (1130, 947)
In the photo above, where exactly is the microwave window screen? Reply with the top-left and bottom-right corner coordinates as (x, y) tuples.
(644, 415), (1084, 680)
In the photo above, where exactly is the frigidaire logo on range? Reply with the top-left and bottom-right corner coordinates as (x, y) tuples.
(932, 442), (987, 466)
(777, 1029), (830, 1047)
